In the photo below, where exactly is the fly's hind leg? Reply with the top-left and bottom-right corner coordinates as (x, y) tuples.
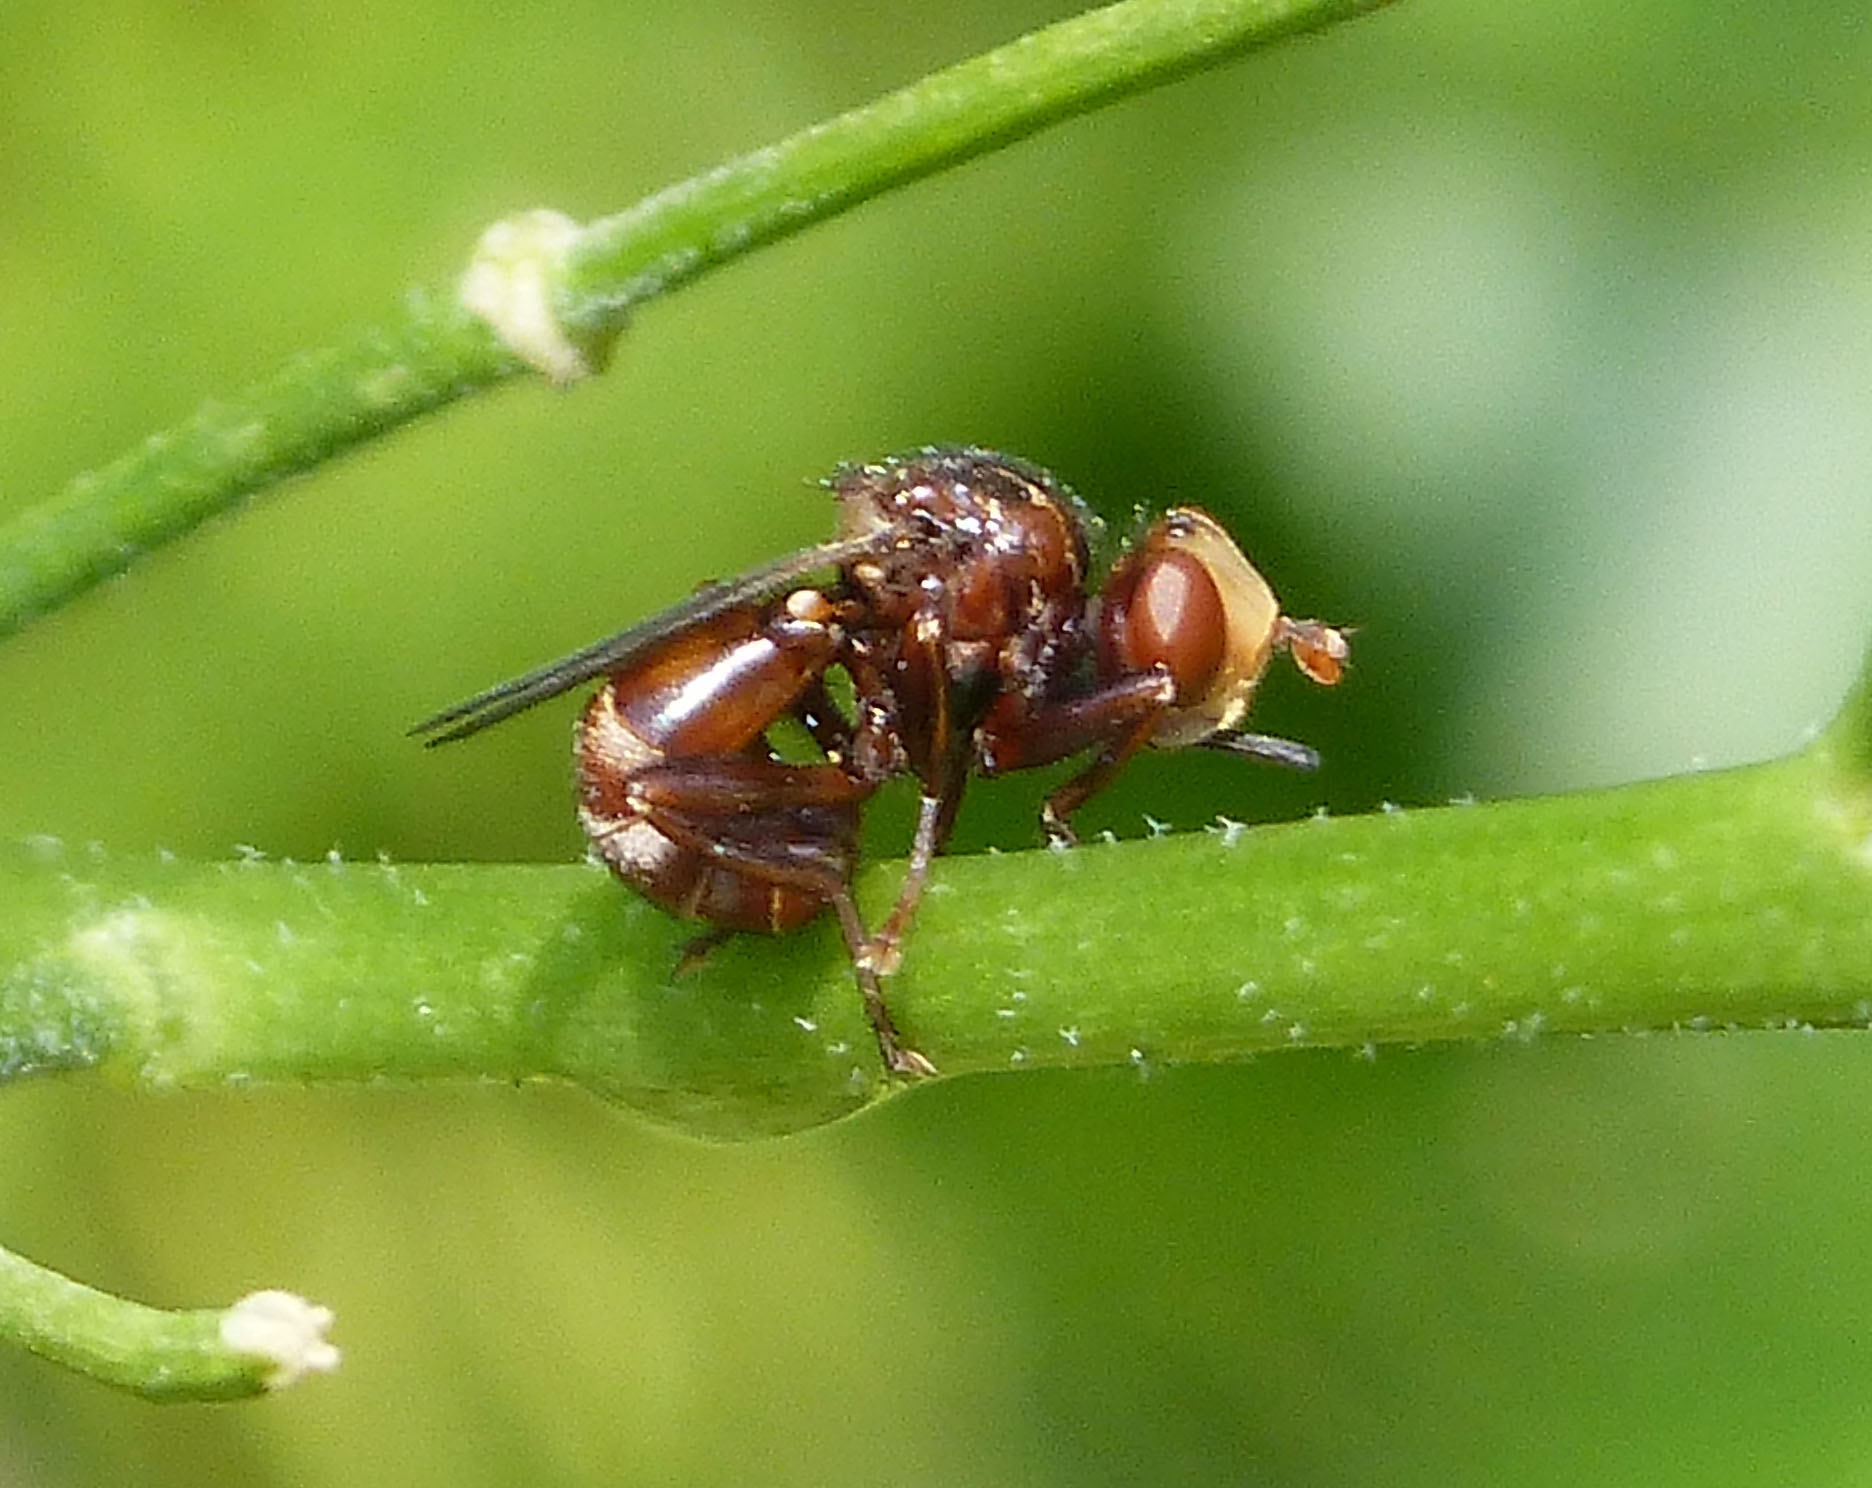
(672, 926), (735, 980)
(630, 761), (935, 1078)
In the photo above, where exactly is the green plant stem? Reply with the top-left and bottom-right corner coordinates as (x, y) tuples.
(0, 0), (1398, 642)
(558, 0), (1400, 324)
(8, 713), (1871, 1143)
(3, 706), (1866, 1401)
(0, 1247), (334, 1401)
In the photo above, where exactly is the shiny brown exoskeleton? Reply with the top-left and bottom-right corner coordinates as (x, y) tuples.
(413, 448), (1348, 1078)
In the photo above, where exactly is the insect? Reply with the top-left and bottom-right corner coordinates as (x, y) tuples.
(412, 448), (1348, 1079)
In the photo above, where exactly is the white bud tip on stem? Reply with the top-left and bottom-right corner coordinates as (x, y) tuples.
(220, 1290), (341, 1389)
(459, 209), (591, 385)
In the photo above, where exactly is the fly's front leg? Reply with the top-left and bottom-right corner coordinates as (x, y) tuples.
(977, 672), (1175, 845)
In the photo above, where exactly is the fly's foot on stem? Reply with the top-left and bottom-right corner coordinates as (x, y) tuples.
(1041, 803), (1080, 849)
(854, 962), (937, 1078)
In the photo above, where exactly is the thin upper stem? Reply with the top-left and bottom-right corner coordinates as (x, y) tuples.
(0, 0), (1398, 642)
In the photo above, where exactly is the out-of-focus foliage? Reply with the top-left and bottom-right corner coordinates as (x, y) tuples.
(2, 0), (1871, 1482)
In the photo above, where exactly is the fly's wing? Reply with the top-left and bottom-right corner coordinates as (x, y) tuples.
(410, 532), (896, 746)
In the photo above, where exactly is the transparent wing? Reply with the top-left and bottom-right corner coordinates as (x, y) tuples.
(410, 531), (895, 746)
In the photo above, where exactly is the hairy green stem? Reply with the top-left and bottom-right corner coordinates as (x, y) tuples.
(1, 686), (1864, 1394)
(0, 0), (1396, 641)
(7, 706), (1869, 1143)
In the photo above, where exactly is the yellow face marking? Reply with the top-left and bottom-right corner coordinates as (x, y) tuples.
(1145, 510), (1282, 747)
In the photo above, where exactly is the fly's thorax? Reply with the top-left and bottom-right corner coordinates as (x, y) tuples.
(832, 446), (1095, 643)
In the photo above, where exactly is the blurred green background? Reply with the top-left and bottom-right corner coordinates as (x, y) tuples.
(4, 0), (1872, 1482)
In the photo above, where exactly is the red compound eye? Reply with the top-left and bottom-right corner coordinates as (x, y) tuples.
(1123, 548), (1227, 701)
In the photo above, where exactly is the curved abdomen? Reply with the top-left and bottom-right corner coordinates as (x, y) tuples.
(574, 607), (865, 934)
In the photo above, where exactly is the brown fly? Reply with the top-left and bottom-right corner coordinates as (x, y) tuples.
(413, 448), (1348, 1077)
